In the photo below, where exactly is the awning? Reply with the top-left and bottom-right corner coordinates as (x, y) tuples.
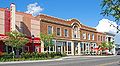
(27, 37), (40, 43)
(0, 34), (8, 40)
(0, 34), (41, 43)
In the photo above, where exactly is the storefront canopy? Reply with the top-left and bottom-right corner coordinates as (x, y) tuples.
(0, 34), (8, 40)
(0, 34), (40, 43)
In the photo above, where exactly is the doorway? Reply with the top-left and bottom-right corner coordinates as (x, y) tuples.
(74, 42), (78, 55)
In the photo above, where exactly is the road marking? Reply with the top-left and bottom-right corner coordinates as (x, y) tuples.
(96, 61), (119, 66)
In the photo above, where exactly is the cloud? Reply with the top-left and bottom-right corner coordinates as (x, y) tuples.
(96, 19), (118, 34)
(96, 19), (120, 44)
(25, 3), (43, 16)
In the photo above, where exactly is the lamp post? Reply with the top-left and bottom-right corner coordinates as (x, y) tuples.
(32, 35), (35, 52)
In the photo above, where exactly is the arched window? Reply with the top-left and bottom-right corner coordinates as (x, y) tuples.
(73, 26), (78, 38)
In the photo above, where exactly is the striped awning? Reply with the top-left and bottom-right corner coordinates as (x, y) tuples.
(0, 34), (8, 40)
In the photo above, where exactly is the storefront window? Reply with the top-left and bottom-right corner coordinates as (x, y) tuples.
(68, 42), (71, 51)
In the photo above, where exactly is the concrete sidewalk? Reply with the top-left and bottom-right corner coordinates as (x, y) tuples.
(0, 58), (63, 64)
(61, 55), (116, 59)
(0, 55), (116, 64)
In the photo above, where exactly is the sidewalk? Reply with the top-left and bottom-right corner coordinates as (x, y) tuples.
(0, 55), (116, 64)
(61, 55), (116, 59)
(0, 58), (63, 64)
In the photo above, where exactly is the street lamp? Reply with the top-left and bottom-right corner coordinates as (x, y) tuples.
(31, 35), (35, 52)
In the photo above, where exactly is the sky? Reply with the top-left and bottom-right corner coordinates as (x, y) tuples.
(0, 0), (119, 44)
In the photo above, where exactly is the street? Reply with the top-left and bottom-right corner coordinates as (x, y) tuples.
(0, 55), (120, 66)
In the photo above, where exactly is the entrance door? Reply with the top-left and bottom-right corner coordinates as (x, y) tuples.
(35, 46), (40, 52)
(74, 42), (78, 55)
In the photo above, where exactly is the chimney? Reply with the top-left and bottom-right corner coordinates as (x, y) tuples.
(10, 3), (16, 31)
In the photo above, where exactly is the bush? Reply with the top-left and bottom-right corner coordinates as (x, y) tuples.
(21, 52), (32, 59)
(0, 52), (66, 62)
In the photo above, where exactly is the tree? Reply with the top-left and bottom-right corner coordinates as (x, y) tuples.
(40, 33), (54, 57)
(99, 42), (114, 55)
(101, 0), (120, 22)
(4, 31), (29, 57)
(107, 42), (114, 51)
(99, 42), (108, 50)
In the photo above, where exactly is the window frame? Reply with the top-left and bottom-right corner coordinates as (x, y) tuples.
(88, 33), (90, 40)
(47, 25), (53, 35)
(56, 27), (61, 36)
(64, 29), (68, 37)
(82, 32), (86, 39)
(92, 34), (94, 40)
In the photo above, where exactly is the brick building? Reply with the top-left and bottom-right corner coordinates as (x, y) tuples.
(0, 4), (112, 55)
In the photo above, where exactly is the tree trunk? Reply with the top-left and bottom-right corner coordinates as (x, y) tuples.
(46, 47), (49, 58)
(16, 49), (20, 58)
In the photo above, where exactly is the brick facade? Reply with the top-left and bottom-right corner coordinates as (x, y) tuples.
(0, 6), (113, 55)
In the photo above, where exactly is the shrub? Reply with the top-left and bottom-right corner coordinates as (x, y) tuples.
(21, 52), (32, 59)
(0, 52), (66, 62)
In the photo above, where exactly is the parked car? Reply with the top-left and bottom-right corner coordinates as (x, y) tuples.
(117, 50), (120, 55)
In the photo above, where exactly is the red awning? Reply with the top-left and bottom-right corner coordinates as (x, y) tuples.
(92, 48), (99, 50)
(27, 37), (40, 43)
(0, 34), (8, 40)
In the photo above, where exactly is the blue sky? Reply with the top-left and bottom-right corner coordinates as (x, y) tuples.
(0, 0), (112, 27)
(0, 0), (119, 44)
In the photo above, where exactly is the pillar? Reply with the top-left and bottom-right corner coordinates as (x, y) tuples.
(61, 42), (63, 54)
(78, 42), (81, 55)
(54, 40), (57, 52)
(67, 42), (68, 55)
(71, 41), (74, 55)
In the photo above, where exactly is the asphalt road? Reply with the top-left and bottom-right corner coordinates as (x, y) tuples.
(1, 55), (120, 66)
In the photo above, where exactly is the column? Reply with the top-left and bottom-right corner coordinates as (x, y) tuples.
(78, 42), (81, 55)
(41, 41), (44, 52)
(67, 42), (68, 55)
(61, 42), (63, 54)
(55, 40), (57, 52)
(88, 42), (90, 54)
(82, 42), (84, 54)
(71, 41), (74, 55)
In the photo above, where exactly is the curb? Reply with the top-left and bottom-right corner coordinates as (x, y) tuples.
(0, 58), (63, 64)
(61, 55), (116, 59)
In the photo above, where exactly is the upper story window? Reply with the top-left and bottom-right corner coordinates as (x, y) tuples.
(103, 36), (105, 41)
(92, 34), (94, 40)
(88, 33), (90, 40)
(64, 29), (68, 37)
(56, 28), (61, 36)
(73, 26), (78, 38)
(108, 37), (111, 42)
(20, 22), (24, 33)
(98, 35), (100, 41)
(101, 36), (102, 41)
(82, 33), (86, 39)
(48, 26), (52, 34)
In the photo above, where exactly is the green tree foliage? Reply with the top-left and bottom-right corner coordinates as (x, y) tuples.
(101, 0), (120, 22)
(4, 31), (29, 49)
(40, 33), (54, 51)
(99, 42), (114, 50)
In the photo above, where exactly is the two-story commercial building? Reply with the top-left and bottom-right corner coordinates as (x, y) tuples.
(0, 4), (111, 55)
